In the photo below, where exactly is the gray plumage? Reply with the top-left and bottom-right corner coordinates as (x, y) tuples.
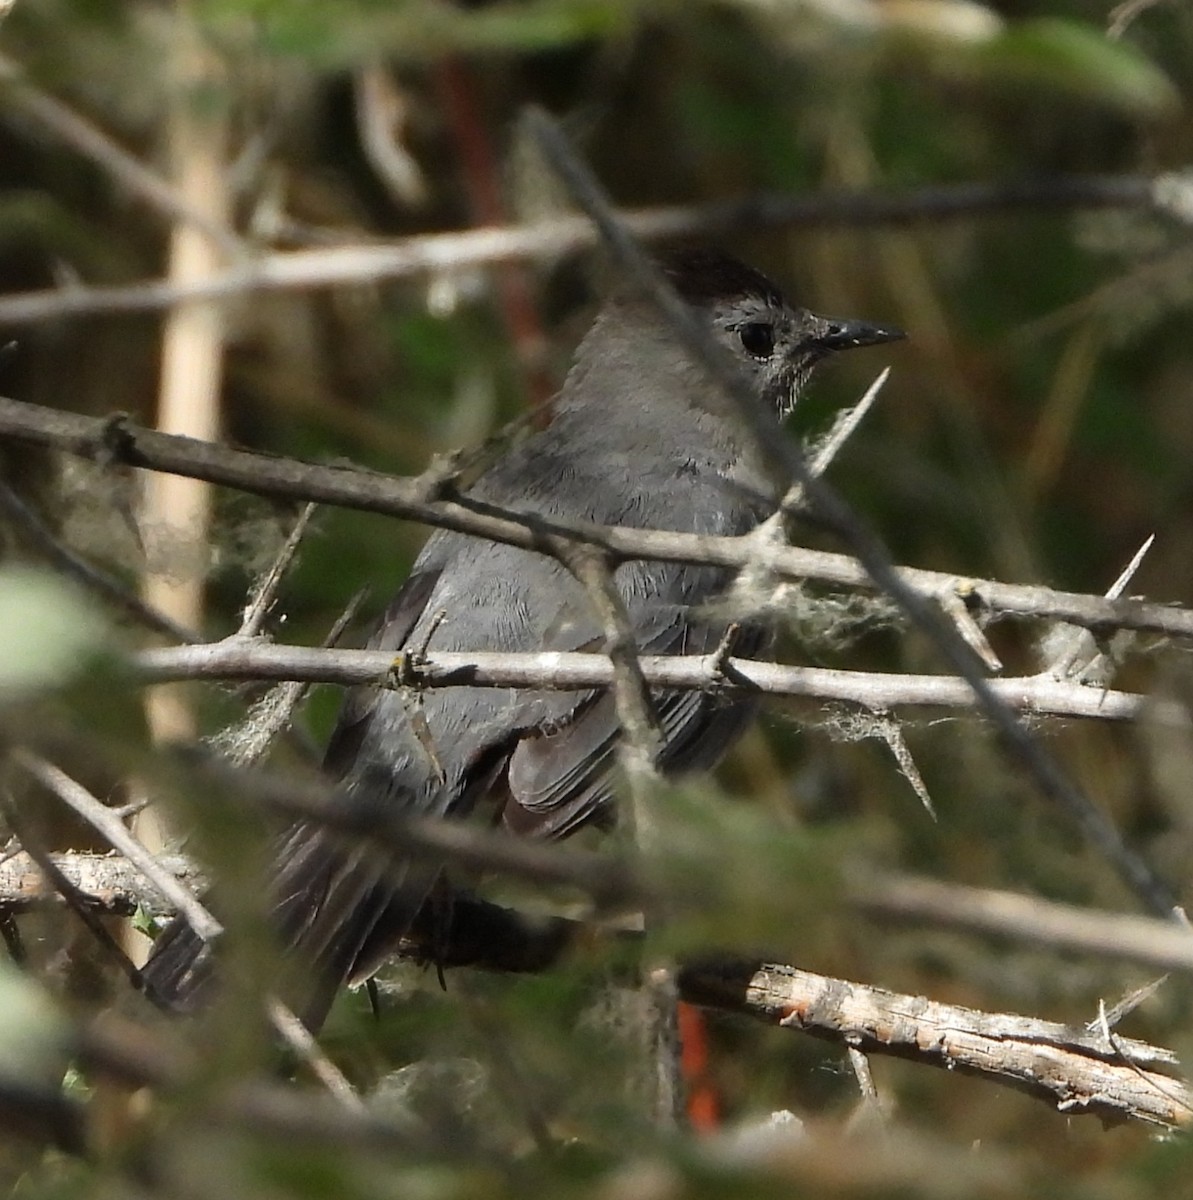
(142, 249), (902, 1028)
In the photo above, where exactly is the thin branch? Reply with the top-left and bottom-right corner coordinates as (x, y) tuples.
(210, 587), (366, 769)
(132, 640), (1187, 726)
(1013, 238), (1193, 344)
(76, 1013), (430, 1153)
(24, 854), (1187, 1131)
(452, 977), (557, 1153)
(12, 749), (222, 943)
(0, 53), (243, 258)
(238, 502), (316, 638)
(171, 751), (640, 911)
(0, 793), (144, 993)
(679, 960), (1189, 1129)
(561, 548), (675, 1131)
(565, 548), (664, 774)
(266, 997), (366, 1113)
(1, 396), (1191, 643)
(0, 479), (199, 643)
(21, 852), (1193, 981)
(853, 873), (1193, 973)
(353, 62), (427, 207)
(1108, 0), (1169, 38)
(0, 175), (1167, 327)
(436, 56), (555, 411)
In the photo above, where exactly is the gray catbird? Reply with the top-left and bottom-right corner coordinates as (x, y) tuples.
(143, 248), (902, 1028)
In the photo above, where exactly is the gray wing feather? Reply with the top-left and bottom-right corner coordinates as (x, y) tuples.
(503, 576), (769, 839)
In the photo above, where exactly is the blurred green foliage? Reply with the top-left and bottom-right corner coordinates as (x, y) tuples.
(2, 0), (1193, 1195)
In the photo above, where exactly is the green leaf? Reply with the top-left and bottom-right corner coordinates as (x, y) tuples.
(198, 0), (635, 64)
(0, 962), (67, 1079)
(979, 18), (1179, 116)
(131, 904), (162, 940)
(0, 568), (107, 698)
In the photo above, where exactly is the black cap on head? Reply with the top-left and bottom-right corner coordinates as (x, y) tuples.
(657, 247), (786, 310)
(657, 248), (906, 347)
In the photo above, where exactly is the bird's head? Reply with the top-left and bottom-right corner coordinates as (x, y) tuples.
(659, 248), (904, 418)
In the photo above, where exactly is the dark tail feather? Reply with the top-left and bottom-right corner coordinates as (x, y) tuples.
(141, 915), (218, 1014)
(141, 823), (438, 1032)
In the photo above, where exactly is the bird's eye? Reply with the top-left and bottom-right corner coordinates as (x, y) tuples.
(738, 322), (775, 358)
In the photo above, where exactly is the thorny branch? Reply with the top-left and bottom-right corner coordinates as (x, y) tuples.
(2, 32), (1191, 1166)
(1, 393), (1190, 642)
(853, 873), (1193, 972)
(132, 638), (1187, 726)
(2, 850), (1189, 1133)
(0, 325), (1186, 923)
(12, 749), (221, 943)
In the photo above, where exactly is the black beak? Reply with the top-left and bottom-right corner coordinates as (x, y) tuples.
(814, 316), (906, 352)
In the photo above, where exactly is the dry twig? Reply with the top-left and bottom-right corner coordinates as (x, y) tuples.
(8, 852), (1187, 1131)
(1, 395), (1190, 641)
(680, 960), (1189, 1129)
(132, 640), (1185, 726)
(0, 175), (1165, 327)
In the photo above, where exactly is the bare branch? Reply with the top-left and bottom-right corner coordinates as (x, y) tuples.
(0, 54), (243, 258)
(0, 175), (1164, 327)
(353, 63), (428, 208)
(15, 848), (1189, 1130)
(132, 639), (1186, 726)
(1107, 0), (1168, 39)
(174, 752), (640, 911)
(2, 395), (1192, 642)
(0, 793), (144, 993)
(0, 850), (202, 916)
(565, 548), (664, 775)
(12, 750), (222, 943)
(238, 502), (316, 639)
(0, 479), (199, 643)
(854, 873), (1193, 974)
(76, 1013), (429, 1152)
(679, 959), (1189, 1129)
(20, 851), (1193, 982)
(266, 998), (366, 1113)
